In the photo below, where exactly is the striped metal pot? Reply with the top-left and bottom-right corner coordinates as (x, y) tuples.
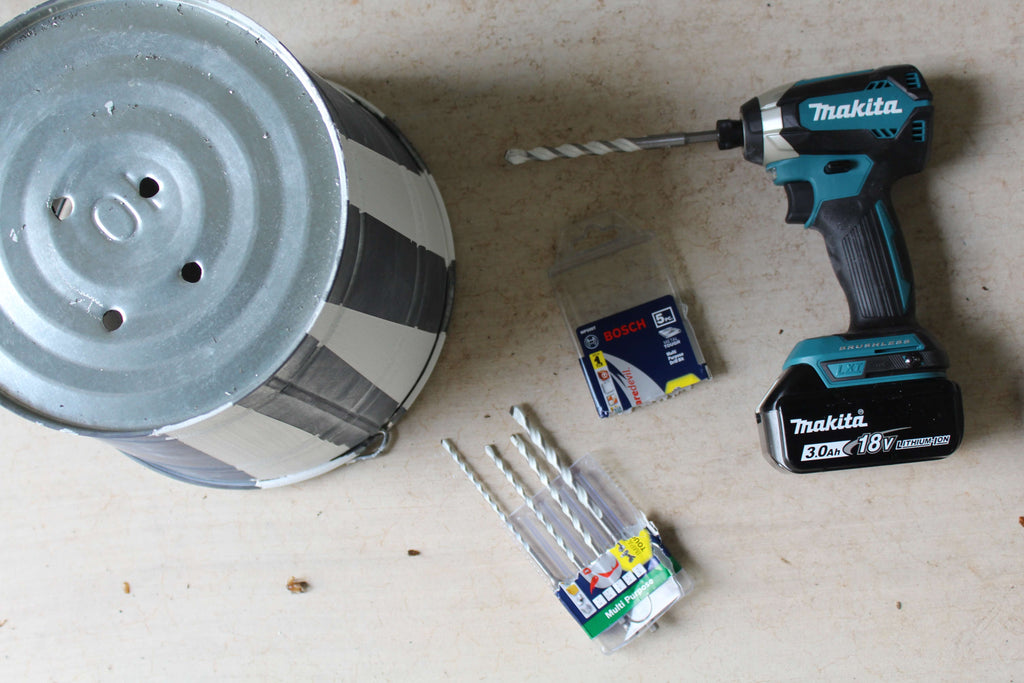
(0, 0), (455, 488)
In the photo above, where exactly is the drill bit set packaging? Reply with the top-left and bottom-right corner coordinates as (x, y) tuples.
(442, 407), (693, 653)
(550, 214), (710, 417)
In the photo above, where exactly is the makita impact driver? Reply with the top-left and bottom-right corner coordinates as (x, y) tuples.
(725, 65), (963, 472)
(506, 64), (964, 472)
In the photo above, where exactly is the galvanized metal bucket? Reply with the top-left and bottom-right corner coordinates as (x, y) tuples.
(0, 0), (455, 488)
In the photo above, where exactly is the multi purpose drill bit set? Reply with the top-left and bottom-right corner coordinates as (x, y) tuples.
(442, 407), (693, 653)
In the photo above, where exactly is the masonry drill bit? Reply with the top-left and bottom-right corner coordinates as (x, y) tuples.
(509, 433), (608, 557)
(509, 405), (604, 522)
(484, 445), (581, 567)
(441, 439), (552, 578)
(504, 130), (720, 165)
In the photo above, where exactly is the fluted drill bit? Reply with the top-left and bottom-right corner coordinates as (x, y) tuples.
(510, 434), (607, 557)
(509, 405), (605, 524)
(441, 439), (553, 578)
(484, 445), (582, 567)
(505, 130), (719, 165)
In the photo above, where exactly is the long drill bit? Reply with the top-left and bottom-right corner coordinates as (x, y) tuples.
(509, 405), (610, 529)
(441, 439), (552, 578)
(504, 130), (719, 165)
(483, 445), (581, 567)
(509, 434), (608, 557)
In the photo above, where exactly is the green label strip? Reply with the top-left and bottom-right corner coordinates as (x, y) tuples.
(583, 561), (673, 638)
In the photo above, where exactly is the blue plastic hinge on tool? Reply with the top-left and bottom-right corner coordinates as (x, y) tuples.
(768, 154), (874, 227)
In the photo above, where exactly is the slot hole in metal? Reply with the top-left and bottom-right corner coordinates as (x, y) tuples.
(138, 176), (160, 199)
(180, 261), (203, 283)
(102, 309), (124, 332)
(51, 196), (74, 221)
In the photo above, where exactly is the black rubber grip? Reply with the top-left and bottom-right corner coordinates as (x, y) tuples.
(812, 187), (916, 331)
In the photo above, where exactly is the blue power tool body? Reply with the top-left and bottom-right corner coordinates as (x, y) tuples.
(715, 65), (963, 472)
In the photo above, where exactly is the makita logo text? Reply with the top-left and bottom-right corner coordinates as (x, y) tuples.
(806, 97), (903, 122)
(790, 412), (867, 434)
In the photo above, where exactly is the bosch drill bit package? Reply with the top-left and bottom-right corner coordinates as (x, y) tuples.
(550, 213), (710, 417)
(441, 406), (693, 653)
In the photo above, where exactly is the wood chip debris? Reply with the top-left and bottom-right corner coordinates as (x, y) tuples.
(123, 582), (131, 594)
(287, 577), (310, 593)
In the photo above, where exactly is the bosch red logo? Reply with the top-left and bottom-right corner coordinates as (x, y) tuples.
(604, 318), (646, 342)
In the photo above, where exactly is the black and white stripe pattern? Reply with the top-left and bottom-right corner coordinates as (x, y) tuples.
(115, 81), (455, 489)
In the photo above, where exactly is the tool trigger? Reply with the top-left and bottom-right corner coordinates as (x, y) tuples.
(783, 181), (814, 225)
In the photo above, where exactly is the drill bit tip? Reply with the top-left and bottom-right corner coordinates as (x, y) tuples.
(504, 148), (531, 165)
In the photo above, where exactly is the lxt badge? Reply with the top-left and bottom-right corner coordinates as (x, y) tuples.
(575, 295), (710, 417)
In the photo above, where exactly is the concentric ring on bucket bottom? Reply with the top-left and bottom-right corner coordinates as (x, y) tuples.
(0, 1), (347, 433)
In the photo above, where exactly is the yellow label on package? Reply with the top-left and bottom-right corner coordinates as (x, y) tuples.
(610, 529), (654, 572)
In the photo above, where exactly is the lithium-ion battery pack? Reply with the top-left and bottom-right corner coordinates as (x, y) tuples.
(758, 364), (964, 473)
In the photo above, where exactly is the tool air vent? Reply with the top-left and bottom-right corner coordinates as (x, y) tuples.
(912, 120), (927, 142)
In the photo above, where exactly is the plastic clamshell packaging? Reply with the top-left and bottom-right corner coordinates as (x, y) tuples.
(549, 213), (709, 417)
(509, 454), (693, 653)
(0, 0), (455, 488)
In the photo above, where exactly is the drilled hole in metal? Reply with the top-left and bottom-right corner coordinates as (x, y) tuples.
(180, 261), (203, 283)
(102, 309), (124, 332)
(139, 176), (160, 199)
(51, 196), (74, 221)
